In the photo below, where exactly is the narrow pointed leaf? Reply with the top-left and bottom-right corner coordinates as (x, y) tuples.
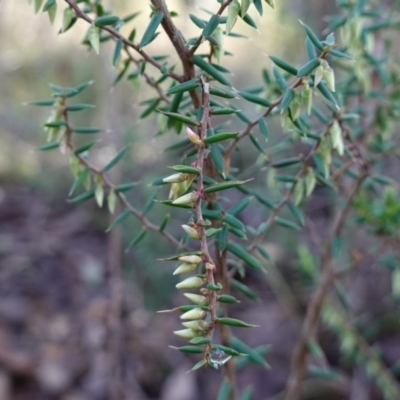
(113, 39), (123, 67)
(300, 21), (324, 51)
(226, 242), (263, 269)
(70, 189), (96, 203)
(95, 15), (119, 27)
(204, 132), (239, 144)
(170, 165), (200, 174)
(297, 58), (320, 77)
(191, 55), (232, 87)
(69, 168), (90, 195)
(103, 146), (128, 172)
(73, 127), (103, 134)
(167, 79), (199, 95)
(36, 141), (61, 151)
(269, 55), (298, 75)
(114, 182), (139, 192)
(203, 14), (220, 37)
(159, 111), (198, 126)
(231, 279), (258, 299)
(205, 180), (250, 193)
(239, 91), (270, 107)
(216, 317), (256, 328)
(139, 12), (164, 48)
(229, 337), (269, 367)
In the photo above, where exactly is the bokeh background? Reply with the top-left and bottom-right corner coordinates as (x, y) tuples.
(1, 1), (399, 400)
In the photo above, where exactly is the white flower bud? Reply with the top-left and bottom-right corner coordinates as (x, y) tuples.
(181, 225), (201, 239)
(180, 308), (206, 320)
(178, 255), (202, 264)
(176, 276), (203, 289)
(173, 262), (197, 275)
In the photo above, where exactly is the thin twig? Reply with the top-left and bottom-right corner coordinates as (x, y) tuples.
(64, 0), (182, 82)
(284, 173), (368, 400)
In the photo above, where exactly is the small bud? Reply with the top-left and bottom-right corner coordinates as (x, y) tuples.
(173, 262), (197, 275)
(184, 293), (208, 305)
(182, 320), (209, 331)
(180, 308), (206, 320)
(186, 127), (203, 146)
(323, 66), (335, 92)
(305, 168), (316, 197)
(176, 276), (203, 289)
(172, 192), (199, 205)
(226, 0), (240, 35)
(163, 173), (189, 184)
(178, 255), (202, 264)
(330, 120), (343, 155)
(301, 88), (312, 115)
(173, 329), (196, 339)
(314, 65), (324, 87)
(181, 225), (201, 240)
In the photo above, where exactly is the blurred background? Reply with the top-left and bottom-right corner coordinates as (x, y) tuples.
(1, 1), (399, 400)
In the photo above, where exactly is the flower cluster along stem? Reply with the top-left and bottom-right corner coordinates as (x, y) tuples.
(194, 78), (218, 360)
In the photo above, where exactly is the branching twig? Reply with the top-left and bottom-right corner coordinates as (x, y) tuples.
(64, 0), (182, 82)
(284, 173), (368, 400)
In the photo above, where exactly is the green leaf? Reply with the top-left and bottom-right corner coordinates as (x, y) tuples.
(167, 79), (199, 95)
(269, 55), (298, 76)
(207, 283), (223, 291)
(216, 317), (256, 328)
(252, 191), (274, 209)
(272, 157), (301, 168)
(42, 0), (55, 12)
(74, 140), (98, 155)
(36, 141), (61, 151)
(217, 380), (232, 400)
(226, 242), (263, 269)
(114, 182), (139, 192)
(231, 279), (258, 300)
(205, 180), (250, 193)
(227, 197), (251, 216)
(211, 107), (238, 115)
(139, 12), (164, 48)
(191, 359), (207, 371)
(297, 58), (320, 77)
(229, 337), (269, 367)
(275, 217), (301, 231)
(69, 168), (90, 195)
(27, 99), (55, 106)
(113, 39), (123, 67)
(191, 55), (232, 87)
(217, 294), (240, 304)
(287, 201), (305, 226)
(308, 366), (342, 380)
(189, 14), (207, 29)
(94, 15), (120, 27)
(190, 337), (211, 345)
(241, 13), (257, 30)
(223, 213), (245, 231)
(281, 88), (295, 111)
(203, 14), (220, 37)
(126, 228), (147, 250)
(171, 346), (203, 354)
(204, 132), (238, 144)
(44, 121), (67, 128)
(212, 344), (243, 357)
(73, 127), (103, 134)
(66, 104), (95, 112)
(305, 37), (317, 60)
(317, 82), (338, 106)
(238, 91), (270, 107)
(240, 386), (254, 400)
(209, 143), (225, 173)
(329, 49), (352, 59)
(70, 189), (96, 203)
(142, 192), (157, 215)
(170, 165), (200, 174)
(300, 21), (323, 51)
(158, 110), (198, 126)
(209, 86), (237, 99)
(103, 146), (128, 172)
(258, 118), (269, 139)
(106, 210), (130, 232)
